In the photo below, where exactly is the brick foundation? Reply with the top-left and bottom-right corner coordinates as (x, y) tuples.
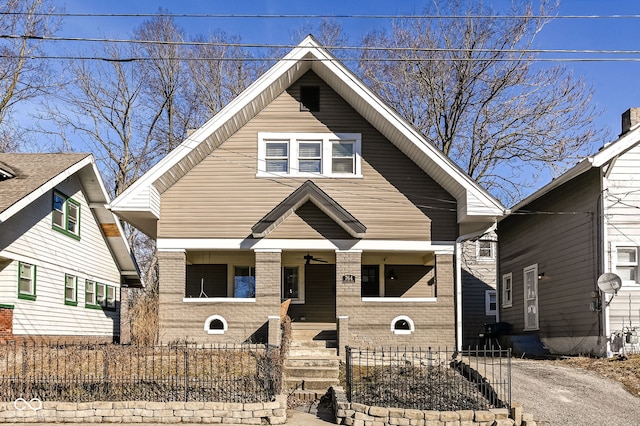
(0, 306), (13, 341)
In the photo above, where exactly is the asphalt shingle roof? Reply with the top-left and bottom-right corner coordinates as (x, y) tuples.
(0, 153), (90, 215)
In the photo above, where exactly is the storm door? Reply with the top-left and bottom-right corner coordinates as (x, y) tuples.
(523, 264), (539, 331)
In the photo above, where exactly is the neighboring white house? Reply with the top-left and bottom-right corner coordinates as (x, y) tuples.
(0, 153), (141, 342)
(498, 108), (640, 356)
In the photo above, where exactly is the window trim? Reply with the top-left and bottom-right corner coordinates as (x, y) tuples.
(52, 191), (81, 240)
(18, 262), (36, 301)
(485, 290), (497, 316)
(64, 274), (78, 306)
(613, 244), (638, 284)
(476, 239), (495, 261)
(204, 315), (228, 335)
(502, 273), (513, 308)
(85, 280), (99, 309)
(257, 132), (362, 178)
(390, 315), (415, 335)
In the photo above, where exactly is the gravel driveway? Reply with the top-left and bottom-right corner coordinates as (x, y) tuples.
(511, 359), (640, 426)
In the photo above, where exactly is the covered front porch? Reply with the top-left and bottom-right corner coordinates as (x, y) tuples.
(157, 245), (455, 351)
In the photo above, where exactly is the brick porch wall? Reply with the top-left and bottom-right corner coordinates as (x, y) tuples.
(157, 249), (282, 344)
(336, 253), (456, 350)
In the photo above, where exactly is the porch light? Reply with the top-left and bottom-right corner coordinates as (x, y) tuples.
(387, 268), (397, 280)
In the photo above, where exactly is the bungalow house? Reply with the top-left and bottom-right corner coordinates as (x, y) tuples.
(0, 153), (141, 343)
(498, 108), (640, 356)
(110, 36), (504, 352)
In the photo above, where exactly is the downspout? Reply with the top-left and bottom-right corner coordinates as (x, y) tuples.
(456, 221), (498, 352)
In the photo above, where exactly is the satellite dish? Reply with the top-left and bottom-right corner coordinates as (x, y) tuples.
(597, 273), (623, 295)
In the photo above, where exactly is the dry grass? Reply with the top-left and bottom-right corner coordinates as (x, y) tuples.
(556, 354), (640, 398)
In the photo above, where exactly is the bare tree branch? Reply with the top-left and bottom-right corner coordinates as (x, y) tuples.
(358, 0), (607, 204)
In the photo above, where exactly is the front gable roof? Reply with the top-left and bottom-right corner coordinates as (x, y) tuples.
(111, 35), (504, 237)
(508, 122), (640, 214)
(0, 153), (142, 287)
(252, 180), (366, 239)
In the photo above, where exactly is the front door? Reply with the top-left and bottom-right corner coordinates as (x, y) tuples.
(287, 263), (336, 322)
(524, 264), (539, 331)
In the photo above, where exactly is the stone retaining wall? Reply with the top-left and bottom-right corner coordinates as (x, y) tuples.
(332, 386), (537, 426)
(0, 397), (287, 424)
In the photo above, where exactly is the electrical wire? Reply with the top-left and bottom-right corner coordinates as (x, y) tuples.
(4, 12), (640, 20)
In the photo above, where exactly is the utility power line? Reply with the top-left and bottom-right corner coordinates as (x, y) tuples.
(3, 33), (640, 57)
(4, 54), (640, 63)
(2, 35), (640, 62)
(5, 12), (640, 19)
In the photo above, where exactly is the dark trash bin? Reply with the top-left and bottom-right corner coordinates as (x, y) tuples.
(480, 322), (511, 348)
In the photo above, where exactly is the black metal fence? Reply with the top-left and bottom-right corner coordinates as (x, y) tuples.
(345, 346), (511, 411)
(0, 341), (281, 403)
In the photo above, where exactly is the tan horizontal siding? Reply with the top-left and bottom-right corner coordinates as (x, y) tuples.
(159, 71), (456, 241)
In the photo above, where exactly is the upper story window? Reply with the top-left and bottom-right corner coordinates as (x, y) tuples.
(300, 86), (320, 111)
(52, 191), (80, 240)
(258, 132), (362, 178)
(476, 240), (495, 261)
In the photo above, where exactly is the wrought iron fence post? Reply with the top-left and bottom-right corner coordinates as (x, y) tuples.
(345, 346), (352, 402)
(184, 346), (189, 402)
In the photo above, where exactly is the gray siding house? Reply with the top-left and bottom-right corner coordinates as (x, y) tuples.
(498, 109), (640, 356)
(110, 36), (504, 352)
(0, 153), (141, 342)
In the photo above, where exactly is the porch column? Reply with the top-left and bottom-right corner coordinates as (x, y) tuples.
(255, 249), (282, 347)
(158, 249), (186, 343)
(435, 253), (456, 347)
(119, 288), (131, 344)
(337, 316), (349, 361)
(335, 250), (361, 355)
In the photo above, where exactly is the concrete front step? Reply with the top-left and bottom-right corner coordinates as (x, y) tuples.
(285, 357), (340, 368)
(285, 323), (341, 392)
(284, 365), (339, 379)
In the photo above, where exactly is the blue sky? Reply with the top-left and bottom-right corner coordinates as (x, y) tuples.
(50, 0), (640, 146)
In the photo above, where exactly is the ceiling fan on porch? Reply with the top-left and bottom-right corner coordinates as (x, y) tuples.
(304, 253), (328, 264)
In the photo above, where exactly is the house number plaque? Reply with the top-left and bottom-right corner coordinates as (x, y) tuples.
(342, 275), (356, 283)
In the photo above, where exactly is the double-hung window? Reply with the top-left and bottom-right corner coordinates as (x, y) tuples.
(615, 246), (638, 283)
(18, 262), (36, 300)
(86, 280), (116, 310)
(485, 290), (497, 316)
(52, 191), (80, 239)
(85, 280), (97, 307)
(331, 140), (355, 174)
(502, 273), (513, 307)
(258, 132), (361, 178)
(264, 141), (289, 173)
(65, 274), (77, 306)
(477, 240), (495, 261)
